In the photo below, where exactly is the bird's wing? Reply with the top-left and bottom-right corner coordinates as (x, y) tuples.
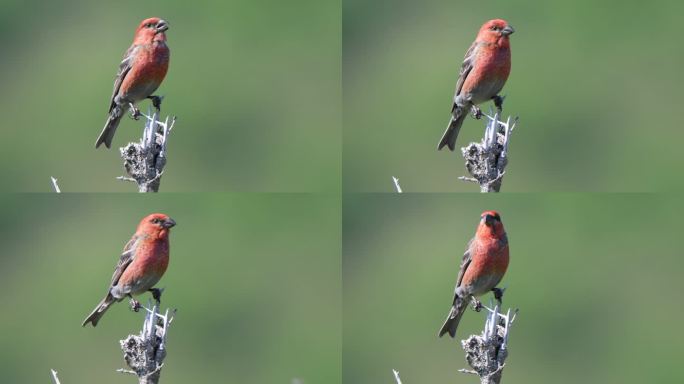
(453, 41), (478, 104)
(455, 238), (473, 287)
(108, 45), (137, 113)
(109, 234), (140, 286)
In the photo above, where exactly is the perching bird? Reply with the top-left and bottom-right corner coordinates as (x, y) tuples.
(82, 213), (175, 327)
(95, 17), (170, 148)
(439, 211), (509, 338)
(438, 19), (514, 151)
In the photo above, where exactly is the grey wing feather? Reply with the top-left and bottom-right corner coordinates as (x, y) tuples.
(453, 42), (478, 103)
(108, 46), (136, 113)
(109, 235), (139, 286)
(451, 238), (473, 304)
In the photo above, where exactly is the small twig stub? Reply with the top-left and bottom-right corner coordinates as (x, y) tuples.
(50, 177), (61, 193)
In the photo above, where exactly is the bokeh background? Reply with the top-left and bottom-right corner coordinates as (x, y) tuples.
(0, 0), (340, 191)
(344, 194), (683, 383)
(343, 0), (684, 191)
(0, 194), (341, 383)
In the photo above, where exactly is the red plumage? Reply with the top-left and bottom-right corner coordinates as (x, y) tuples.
(438, 19), (514, 151)
(95, 17), (171, 148)
(82, 213), (175, 327)
(439, 210), (509, 338)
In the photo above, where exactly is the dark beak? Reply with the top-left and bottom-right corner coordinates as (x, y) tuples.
(162, 218), (176, 228)
(483, 215), (495, 226)
(501, 25), (515, 36)
(156, 20), (169, 33)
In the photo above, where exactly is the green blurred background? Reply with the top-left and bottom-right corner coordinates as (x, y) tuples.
(343, 0), (684, 191)
(344, 194), (683, 383)
(0, 0), (340, 192)
(0, 194), (340, 383)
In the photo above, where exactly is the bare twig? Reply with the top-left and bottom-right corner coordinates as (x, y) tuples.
(460, 110), (518, 193)
(50, 369), (61, 384)
(459, 299), (518, 384)
(392, 369), (403, 384)
(392, 176), (403, 193)
(119, 301), (176, 384)
(119, 102), (176, 193)
(50, 177), (61, 193)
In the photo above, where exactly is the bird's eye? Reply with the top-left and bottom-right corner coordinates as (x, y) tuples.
(146, 23), (153, 28)
(152, 218), (160, 223)
(491, 25), (499, 31)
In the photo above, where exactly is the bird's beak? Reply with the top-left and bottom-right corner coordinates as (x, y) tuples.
(501, 25), (515, 36)
(162, 218), (176, 228)
(156, 20), (169, 33)
(482, 215), (494, 226)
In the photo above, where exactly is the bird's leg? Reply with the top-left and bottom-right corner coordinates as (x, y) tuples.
(129, 296), (141, 312)
(470, 105), (483, 119)
(128, 103), (141, 120)
(147, 95), (163, 112)
(148, 287), (163, 304)
(470, 296), (483, 312)
(492, 95), (504, 113)
(492, 287), (505, 305)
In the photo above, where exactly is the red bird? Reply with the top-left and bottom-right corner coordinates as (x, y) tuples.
(82, 213), (176, 327)
(95, 17), (171, 148)
(438, 19), (514, 151)
(439, 211), (509, 338)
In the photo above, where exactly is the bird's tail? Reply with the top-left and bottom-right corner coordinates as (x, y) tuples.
(82, 292), (116, 327)
(95, 106), (125, 149)
(438, 294), (468, 338)
(437, 107), (467, 151)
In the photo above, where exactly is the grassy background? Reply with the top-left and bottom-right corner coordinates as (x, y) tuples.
(0, 194), (341, 383)
(343, 0), (684, 191)
(343, 193), (683, 383)
(0, 0), (340, 191)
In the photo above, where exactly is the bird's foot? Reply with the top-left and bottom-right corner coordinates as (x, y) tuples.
(471, 297), (483, 312)
(148, 287), (164, 304)
(492, 287), (505, 305)
(147, 95), (163, 112)
(470, 105), (483, 119)
(129, 103), (141, 120)
(129, 298), (141, 312)
(492, 95), (505, 113)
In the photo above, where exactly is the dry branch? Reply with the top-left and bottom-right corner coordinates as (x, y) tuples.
(393, 298), (517, 384)
(459, 111), (518, 193)
(458, 300), (518, 384)
(118, 104), (176, 193)
(118, 302), (176, 384)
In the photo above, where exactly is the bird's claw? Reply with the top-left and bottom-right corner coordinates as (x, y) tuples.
(492, 287), (505, 304)
(492, 95), (504, 112)
(470, 105), (483, 119)
(471, 297), (483, 312)
(129, 103), (141, 120)
(149, 288), (163, 304)
(129, 298), (141, 312)
(147, 95), (163, 111)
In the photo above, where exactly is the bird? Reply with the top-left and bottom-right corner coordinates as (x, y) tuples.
(82, 213), (176, 327)
(438, 19), (514, 151)
(439, 210), (509, 338)
(95, 17), (171, 149)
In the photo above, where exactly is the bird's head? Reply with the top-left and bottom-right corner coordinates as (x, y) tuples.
(477, 210), (505, 238)
(478, 19), (514, 44)
(133, 17), (169, 44)
(138, 213), (176, 238)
